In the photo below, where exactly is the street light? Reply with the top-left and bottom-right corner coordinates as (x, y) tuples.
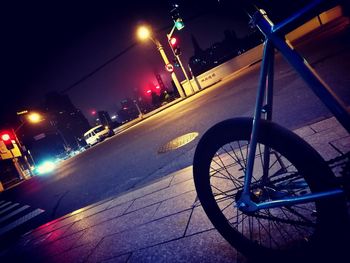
(19, 111), (70, 152)
(136, 25), (186, 98)
(16, 111), (49, 165)
(137, 25), (151, 41)
(27, 112), (43, 124)
(15, 111), (44, 133)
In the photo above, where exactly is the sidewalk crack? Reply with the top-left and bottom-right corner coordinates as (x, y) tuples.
(182, 206), (195, 237)
(51, 190), (69, 218)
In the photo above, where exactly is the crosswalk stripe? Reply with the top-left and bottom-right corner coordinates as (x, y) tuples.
(0, 203), (20, 216)
(0, 208), (45, 235)
(0, 205), (30, 224)
(0, 201), (12, 209)
(0, 200), (5, 205)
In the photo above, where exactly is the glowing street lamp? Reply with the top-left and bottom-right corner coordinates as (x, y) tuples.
(137, 25), (151, 41)
(136, 25), (185, 98)
(15, 111), (44, 132)
(27, 112), (43, 124)
(18, 110), (69, 152)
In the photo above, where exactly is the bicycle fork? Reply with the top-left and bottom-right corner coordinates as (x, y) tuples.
(236, 39), (344, 213)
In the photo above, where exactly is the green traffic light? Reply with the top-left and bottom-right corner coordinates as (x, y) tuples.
(175, 18), (184, 30)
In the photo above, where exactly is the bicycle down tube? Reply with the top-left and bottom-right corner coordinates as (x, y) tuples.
(237, 6), (348, 213)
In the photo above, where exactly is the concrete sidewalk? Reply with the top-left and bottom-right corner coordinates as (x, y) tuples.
(1, 117), (349, 263)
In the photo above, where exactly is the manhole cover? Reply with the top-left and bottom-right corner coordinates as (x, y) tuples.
(158, 132), (199, 153)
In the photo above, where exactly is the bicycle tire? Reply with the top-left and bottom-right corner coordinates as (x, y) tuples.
(193, 117), (348, 262)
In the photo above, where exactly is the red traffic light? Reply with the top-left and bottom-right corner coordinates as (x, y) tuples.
(1, 131), (14, 141)
(1, 133), (11, 141)
(169, 37), (177, 47)
(169, 37), (181, 56)
(0, 130), (15, 150)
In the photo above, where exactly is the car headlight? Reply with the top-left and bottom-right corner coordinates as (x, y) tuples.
(36, 160), (56, 175)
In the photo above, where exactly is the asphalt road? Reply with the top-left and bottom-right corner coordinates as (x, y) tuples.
(1, 29), (349, 225)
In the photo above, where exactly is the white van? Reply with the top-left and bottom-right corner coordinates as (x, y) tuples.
(84, 125), (113, 146)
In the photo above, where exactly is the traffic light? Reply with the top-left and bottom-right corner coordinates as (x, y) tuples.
(169, 37), (181, 56)
(169, 36), (177, 46)
(0, 131), (15, 150)
(174, 18), (184, 30)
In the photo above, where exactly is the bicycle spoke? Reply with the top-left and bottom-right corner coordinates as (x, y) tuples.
(253, 215), (281, 247)
(266, 209), (298, 245)
(214, 155), (242, 188)
(227, 206), (248, 227)
(210, 153), (243, 187)
(282, 206), (315, 226)
(279, 206), (314, 239)
(212, 194), (235, 204)
(229, 142), (247, 171)
(256, 209), (315, 227)
(258, 142), (265, 172)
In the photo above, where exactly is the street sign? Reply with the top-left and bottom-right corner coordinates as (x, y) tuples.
(17, 110), (28, 115)
(34, 133), (46, 141)
(165, 63), (174, 73)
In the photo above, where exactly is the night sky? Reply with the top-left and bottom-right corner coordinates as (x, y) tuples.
(2, 1), (163, 120)
(1, 0), (265, 125)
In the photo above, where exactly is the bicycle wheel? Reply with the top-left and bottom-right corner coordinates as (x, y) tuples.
(193, 117), (348, 262)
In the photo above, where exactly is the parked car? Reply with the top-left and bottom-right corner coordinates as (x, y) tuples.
(83, 125), (113, 146)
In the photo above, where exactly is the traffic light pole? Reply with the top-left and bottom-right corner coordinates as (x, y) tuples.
(12, 128), (34, 178)
(154, 39), (186, 98)
(133, 100), (144, 118)
(175, 53), (194, 94)
(167, 28), (195, 95)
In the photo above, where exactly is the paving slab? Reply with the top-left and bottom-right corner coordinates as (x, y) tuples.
(86, 210), (192, 262)
(128, 230), (243, 263)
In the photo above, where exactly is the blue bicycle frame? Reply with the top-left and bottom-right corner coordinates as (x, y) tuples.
(237, 0), (350, 213)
